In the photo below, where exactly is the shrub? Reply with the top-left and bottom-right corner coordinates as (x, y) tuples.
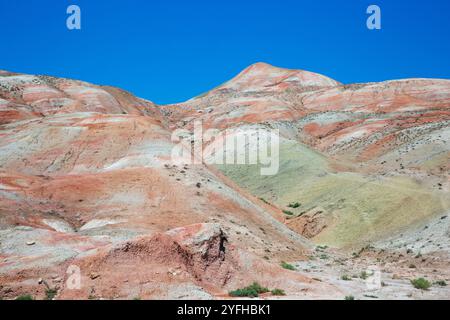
(281, 261), (296, 271)
(360, 271), (371, 280)
(411, 278), (431, 290)
(16, 294), (33, 300)
(271, 288), (286, 296)
(434, 280), (447, 287)
(282, 210), (294, 216)
(45, 288), (57, 300)
(249, 282), (269, 294)
(229, 282), (269, 298)
(344, 295), (355, 300)
(341, 275), (352, 281)
(287, 202), (301, 208)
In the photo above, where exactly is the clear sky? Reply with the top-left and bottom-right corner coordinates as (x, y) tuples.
(1, 0), (449, 104)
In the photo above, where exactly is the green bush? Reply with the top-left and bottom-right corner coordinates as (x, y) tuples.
(434, 280), (447, 287)
(344, 295), (355, 300)
(271, 288), (286, 296)
(411, 278), (431, 290)
(16, 294), (33, 300)
(229, 282), (269, 298)
(287, 202), (301, 208)
(360, 271), (371, 280)
(282, 210), (294, 216)
(281, 261), (296, 270)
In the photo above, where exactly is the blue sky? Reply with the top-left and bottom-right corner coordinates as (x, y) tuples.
(1, 0), (449, 104)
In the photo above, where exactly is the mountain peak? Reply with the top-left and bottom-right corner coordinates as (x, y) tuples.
(211, 62), (340, 95)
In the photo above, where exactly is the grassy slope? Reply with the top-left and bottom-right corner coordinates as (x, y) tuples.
(217, 141), (450, 248)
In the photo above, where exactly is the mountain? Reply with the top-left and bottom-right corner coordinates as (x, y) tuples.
(0, 64), (449, 299)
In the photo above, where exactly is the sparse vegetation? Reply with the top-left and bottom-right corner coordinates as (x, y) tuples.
(434, 280), (447, 287)
(281, 261), (296, 271)
(341, 275), (352, 281)
(40, 279), (57, 300)
(287, 202), (301, 208)
(271, 288), (286, 296)
(45, 288), (57, 300)
(282, 210), (294, 216)
(411, 278), (431, 290)
(16, 294), (33, 300)
(344, 295), (355, 300)
(229, 282), (269, 298)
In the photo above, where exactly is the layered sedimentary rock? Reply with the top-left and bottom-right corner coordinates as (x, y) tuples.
(1, 64), (449, 299)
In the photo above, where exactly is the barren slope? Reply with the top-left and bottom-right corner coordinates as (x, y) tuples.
(1, 64), (449, 300)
